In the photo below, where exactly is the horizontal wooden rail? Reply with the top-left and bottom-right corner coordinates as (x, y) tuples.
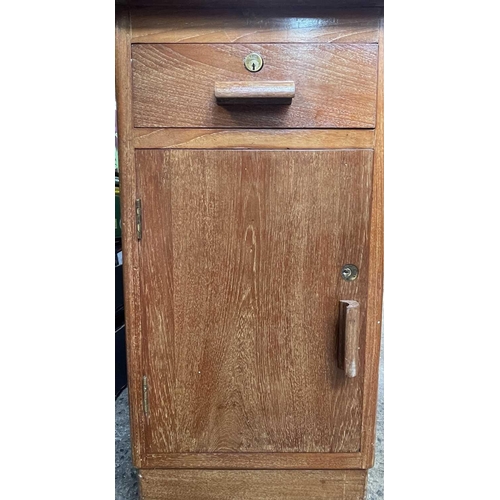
(132, 129), (376, 150)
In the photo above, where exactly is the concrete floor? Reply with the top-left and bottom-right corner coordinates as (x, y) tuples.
(115, 337), (384, 499)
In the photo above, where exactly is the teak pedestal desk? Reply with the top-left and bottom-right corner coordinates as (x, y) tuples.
(116, 1), (383, 497)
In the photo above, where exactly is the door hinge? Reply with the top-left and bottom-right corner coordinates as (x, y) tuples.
(135, 199), (142, 240)
(142, 375), (149, 416)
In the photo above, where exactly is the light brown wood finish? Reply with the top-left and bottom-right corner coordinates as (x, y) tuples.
(338, 301), (361, 378)
(132, 43), (378, 128)
(361, 17), (383, 469)
(143, 452), (362, 470)
(133, 129), (375, 150)
(137, 149), (373, 456)
(215, 81), (295, 105)
(117, 7), (384, 494)
(115, 7), (145, 466)
(139, 469), (367, 500)
(130, 7), (381, 44)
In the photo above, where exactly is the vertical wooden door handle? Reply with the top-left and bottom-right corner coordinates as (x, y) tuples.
(338, 300), (361, 378)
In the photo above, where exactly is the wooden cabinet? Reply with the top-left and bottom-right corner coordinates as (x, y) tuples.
(116, 3), (383, 498)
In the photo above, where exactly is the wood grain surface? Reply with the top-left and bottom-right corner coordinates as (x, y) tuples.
(130, 7), (381, 44)
(361, 18), (383, 468)
(338, 300), (361, 378)
(132, 43), (378, 128)
(117, 5), (384, 480)
(215, 81), (295, 105)
(116, 7), (146, 467)
(139, 469), (367, 500)
(133, 129), (375, 150)
(136, 149), (373, 456)
(142, 452), (362, 469)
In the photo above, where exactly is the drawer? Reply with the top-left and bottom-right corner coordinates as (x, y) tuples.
(132, 43), (378, 129)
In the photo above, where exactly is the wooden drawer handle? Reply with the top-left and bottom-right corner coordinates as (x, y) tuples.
(337, 300), (361, 378)
(215, 81), (295, 105)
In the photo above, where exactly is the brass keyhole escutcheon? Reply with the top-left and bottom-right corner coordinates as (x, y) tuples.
(244, 53), (264, 73)
(341, 264), (359, 281)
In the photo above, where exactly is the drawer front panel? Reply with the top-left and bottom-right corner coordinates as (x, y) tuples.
(132, 43), (378, 129)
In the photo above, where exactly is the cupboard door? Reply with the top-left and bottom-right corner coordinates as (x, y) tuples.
(136, 149), (373, 456)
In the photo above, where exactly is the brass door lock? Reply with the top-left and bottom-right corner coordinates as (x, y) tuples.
(244, 53), (264, 72)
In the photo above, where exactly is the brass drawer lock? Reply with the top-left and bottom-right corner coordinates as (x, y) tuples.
(244, 53), (264, 72)
(341, 264), (359, 281)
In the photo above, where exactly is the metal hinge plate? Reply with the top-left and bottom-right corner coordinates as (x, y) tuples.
(135, 199), (142, 240)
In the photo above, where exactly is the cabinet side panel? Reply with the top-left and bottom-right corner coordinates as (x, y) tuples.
(116, 7), (145, 466)
(361, 16), (383, 468)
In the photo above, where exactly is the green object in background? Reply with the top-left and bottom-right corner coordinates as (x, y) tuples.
(115, 100), (119, 173)
(115, 188), (122, 238)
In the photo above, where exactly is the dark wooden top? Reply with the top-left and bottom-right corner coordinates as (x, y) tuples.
(118, 0), (383, 8)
